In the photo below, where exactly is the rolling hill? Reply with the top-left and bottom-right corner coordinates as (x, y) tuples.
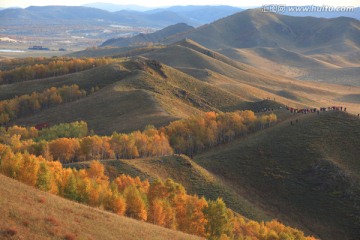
(5, 40), (360, 135)
(0, 174), (202, 240)
(194, 110), (360, 240)
(9, 58), (244, 134)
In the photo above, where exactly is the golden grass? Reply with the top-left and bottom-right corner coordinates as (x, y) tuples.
(15, 86), (177, 135)
(0, 174), (203, 240)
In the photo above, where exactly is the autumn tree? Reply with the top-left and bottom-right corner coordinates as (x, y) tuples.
(204, 198), (231, 239)
(63, 170), (79, 201)
(36, 161), (52, 191)
(86, 160), (109, 185)
(148, 198), (171, 226)
(49, 138), (80, 163)
(124, 186), (148, 221)
(17, 152), (40, 186)
(103, 187), (126, 216)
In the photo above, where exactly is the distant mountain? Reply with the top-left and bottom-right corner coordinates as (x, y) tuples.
(99, 8), (360, 54)
(163, 9), (360, 54)
(83, 2), (154, 12)
(27, 6), (116, 20)
(0, 7), (41, 20)
(101, 23), (194, 47)
(0, 6), (116, 21)
(0, 5), (242, 27)
(0, 6), (195, 27)
(146, 5), (244, 24)
(114, 9), (199, 28)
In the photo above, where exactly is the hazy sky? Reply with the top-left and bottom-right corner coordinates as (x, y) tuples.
(0, 0), (359, 9)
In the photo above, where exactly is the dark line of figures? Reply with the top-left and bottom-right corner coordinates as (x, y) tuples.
(286, 106), (360, 126)
(287, 106), (347, 114)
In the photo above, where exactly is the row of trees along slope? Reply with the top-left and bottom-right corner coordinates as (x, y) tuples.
(1, 111), (277, 163)
(0, 57), (116, 84)
(0, 84), (97, 125)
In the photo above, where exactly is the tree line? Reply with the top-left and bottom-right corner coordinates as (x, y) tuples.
(0, 57), (115, 84)
(163, 111), (277, 156)
(0, 84), (91, 125)
(0, 147), (316, 240)
(1, 111), (276, 162)
(0, 123), (173, 162)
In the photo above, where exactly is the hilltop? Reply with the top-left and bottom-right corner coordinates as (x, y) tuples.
(0, 174), (202, 240)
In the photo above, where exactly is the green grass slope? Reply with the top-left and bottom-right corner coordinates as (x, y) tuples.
(0, 174), (202, 240)
(194, 111), (360, 240)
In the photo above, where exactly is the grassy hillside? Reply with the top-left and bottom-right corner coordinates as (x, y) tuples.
(194, 111), (360, 240)
(12, 58), (243, 134)
(15, 86), (177, 135)
(0, 174), (202, 240)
